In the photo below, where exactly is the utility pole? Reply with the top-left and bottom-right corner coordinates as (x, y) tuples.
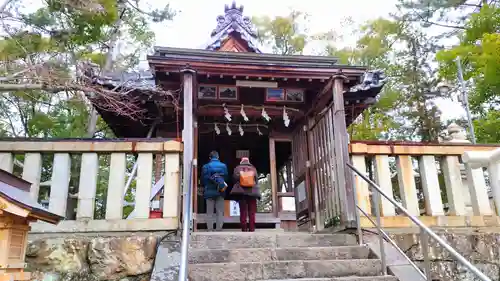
(456, 56), (477, 144)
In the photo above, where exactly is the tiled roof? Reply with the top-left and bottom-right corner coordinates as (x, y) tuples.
(96, 69), (156, 90)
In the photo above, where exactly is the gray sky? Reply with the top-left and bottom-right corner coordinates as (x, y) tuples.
(150, 0), (399, 49)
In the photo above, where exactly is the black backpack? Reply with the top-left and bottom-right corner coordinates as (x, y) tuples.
(209, 173), (227, 193)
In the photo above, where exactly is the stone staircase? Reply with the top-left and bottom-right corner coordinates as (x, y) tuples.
(187, 232), (398, 281)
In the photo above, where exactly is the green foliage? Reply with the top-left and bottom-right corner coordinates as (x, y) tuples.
(397, 0), (483, 29)
(439, 10), (500, 140)
(253, 11), (308, 55)
(400, 1), (500, 142)
(325, 18), (444, 142)
(0, 0), (175, 218)
(474, 110), (500, 143)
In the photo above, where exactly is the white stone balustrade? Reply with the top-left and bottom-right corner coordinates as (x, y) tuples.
(463, 148), (500, 216)
(349, 140), (500, 228)
(0, 139), (183, 233)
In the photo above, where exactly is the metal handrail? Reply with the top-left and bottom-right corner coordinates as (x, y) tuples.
(357, 205), (426, 280)
(347, 162), (492, 281)
(178, 160), (194, 281)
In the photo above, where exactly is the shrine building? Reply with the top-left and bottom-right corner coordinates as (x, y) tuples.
(97, 2), (386, 230)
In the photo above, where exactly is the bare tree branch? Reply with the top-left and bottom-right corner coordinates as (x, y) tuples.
(0, 0), (15, 14)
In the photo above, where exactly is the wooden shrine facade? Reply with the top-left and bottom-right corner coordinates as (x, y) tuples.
(96, 2), (386, 230)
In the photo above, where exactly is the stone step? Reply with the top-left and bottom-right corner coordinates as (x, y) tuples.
(188, 246), (371, 264)
(189, 232), (357, 249)
(260, 277), (398, 281)
(187, 259), (383, 281)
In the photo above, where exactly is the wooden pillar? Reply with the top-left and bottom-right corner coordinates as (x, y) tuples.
(301, 123), (314, 231)
(269, 138), (279, 217)
(181, 67), (196, 226)
(154, 153), (163, 182)
(331, 75), (356, 226)
(286, 161), (293, 192)
(306, 118), (322, 230)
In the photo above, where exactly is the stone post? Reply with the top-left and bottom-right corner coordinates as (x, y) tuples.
(181, 67), (196, 226)
(442, 123), (473, 215)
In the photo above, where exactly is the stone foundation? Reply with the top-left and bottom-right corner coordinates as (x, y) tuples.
(390, 231), (500, 280)
(26, 232), (180, 281)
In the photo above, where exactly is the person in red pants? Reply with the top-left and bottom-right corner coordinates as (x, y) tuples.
(229, 157), (260, 232)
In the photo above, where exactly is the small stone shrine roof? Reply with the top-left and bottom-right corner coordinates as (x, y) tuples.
(0, 169), (63, 224)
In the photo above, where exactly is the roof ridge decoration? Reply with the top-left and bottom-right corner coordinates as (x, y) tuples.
(206, 1), (261, 53)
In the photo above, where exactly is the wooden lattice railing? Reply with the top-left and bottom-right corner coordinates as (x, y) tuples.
(350, 141), (500, 228)
(0, 139), (182, 233)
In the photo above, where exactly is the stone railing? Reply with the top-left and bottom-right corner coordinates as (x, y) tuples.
(0, 139), (182, 233)
(349, 141), (500, 228)
(463, 148), (500, 216)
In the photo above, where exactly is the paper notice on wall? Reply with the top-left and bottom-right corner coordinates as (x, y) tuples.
(229, 200), (240, 216)
(297, 181), (306, 203)
(151, 200), (160, 209)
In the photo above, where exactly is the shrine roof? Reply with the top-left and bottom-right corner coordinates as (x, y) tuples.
(90, 2), (387, 137)
(0, 169), (63, 224)
(150, 46), (348, 68)
(147, 47), (368, 80)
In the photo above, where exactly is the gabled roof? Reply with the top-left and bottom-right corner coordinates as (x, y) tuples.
(205, 2), (261, 53)
(0, 169), (63, 224)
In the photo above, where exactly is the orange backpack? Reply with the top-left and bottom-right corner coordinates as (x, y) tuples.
(239, 169), (255, 188)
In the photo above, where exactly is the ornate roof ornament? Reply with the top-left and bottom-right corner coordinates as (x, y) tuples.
(347, 70), (387, 93)
(206, 1), (261, 52)
(211, 2), (256, 37)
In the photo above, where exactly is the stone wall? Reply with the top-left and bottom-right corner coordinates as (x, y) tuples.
(390, 230), (500, 280)
(26, 232), (179, 281)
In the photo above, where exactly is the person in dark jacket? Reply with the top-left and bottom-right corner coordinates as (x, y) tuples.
(201, 151), (228, 231)
(230, 157), (260, 232)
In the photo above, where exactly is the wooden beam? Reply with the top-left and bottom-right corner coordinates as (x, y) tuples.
(307, 78), (334, 116)
(149, 60), (366, 80)
(349, 142), (500, 156)
(197, 106), (304, 118)
(359, 215), (500, 229)
(0, 140), (183, 153)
